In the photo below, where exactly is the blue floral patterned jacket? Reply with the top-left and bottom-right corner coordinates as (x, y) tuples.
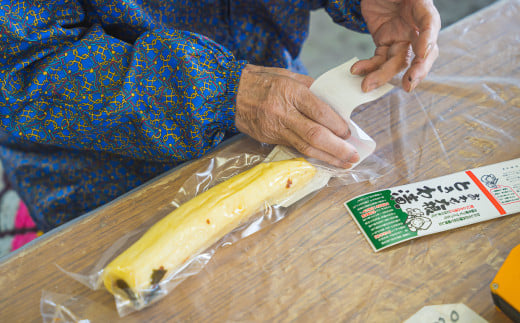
(0, 0), (366, 231)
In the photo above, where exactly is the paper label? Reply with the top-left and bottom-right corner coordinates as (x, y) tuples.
(404, 304), (487, 323)
(345, 158), (520, 252)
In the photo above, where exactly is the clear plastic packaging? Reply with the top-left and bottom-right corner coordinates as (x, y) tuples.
(41, 291), (119, 322)
(56, 140), (388, 317)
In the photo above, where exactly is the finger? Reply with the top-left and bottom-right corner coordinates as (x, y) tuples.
(411, 0), (441, 59)
(285, 111), (360, 164)
(292, 88), (350, 140)
(361, 42), (411, 92)
(280, 128), (354, 169)
(350, 46), (389, 76)
(402, 43), (439, 92)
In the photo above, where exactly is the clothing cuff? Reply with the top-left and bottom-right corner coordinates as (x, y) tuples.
(352, 0), (368, 33)
(220, 59), (248, 134)
(327, 0), (368, 34)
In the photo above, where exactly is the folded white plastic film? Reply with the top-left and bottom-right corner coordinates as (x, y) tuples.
(310, 57), (394, 167)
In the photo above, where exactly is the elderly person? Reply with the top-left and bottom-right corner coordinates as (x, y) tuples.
(0, 0), (440, 231)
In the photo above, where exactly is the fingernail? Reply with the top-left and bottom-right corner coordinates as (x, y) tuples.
(345, 128), (351, 139)
(351, 66), (365, 75)
(349, 150), (360, 164)
(407, 78), (414, 92)
(340, 128), (351, 140)
(410, 78), (421, 92)
(423, 43), (433, 59)
(365, 82), (377, 92)
(341, 161), (353, 169)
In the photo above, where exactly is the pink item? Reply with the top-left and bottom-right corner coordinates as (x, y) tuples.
(11, 201), (38, 251)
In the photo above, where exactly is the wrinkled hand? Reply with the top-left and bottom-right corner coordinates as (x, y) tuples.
(235, 64), (360, 169)
(351, 0), (441, 92)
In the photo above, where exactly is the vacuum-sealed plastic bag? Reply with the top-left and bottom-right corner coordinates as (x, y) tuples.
(59, 142), (388, 316)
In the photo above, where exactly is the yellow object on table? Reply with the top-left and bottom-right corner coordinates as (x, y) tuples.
(102, 158), (316, 307)
(491, 244), (520, 322)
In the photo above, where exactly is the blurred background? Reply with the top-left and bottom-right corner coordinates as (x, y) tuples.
(301, 0), (498, 77)
(0, 0), (499, 257)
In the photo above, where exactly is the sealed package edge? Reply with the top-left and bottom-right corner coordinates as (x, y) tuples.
(102, 158), (316, 310)
(345, 158), (520, 252)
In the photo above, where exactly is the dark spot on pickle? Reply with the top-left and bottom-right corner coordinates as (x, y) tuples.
(286, 178), (292, 188)
(206, 219), (210, 224)
(115, 279), (137, 301)
(150, 266), (167, 286)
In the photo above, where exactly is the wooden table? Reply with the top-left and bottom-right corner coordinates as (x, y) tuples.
(1, 0), (519, 321)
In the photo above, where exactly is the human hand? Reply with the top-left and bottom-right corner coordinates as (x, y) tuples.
(235, 64), (360, 169)
(351, 0), (441, 92)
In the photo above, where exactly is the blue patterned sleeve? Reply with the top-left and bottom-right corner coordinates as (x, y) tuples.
(0, 0), (247, 163)
(310, 0), (368, 33)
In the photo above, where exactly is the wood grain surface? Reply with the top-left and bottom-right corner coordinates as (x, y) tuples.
(1, 0), (519, 322)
